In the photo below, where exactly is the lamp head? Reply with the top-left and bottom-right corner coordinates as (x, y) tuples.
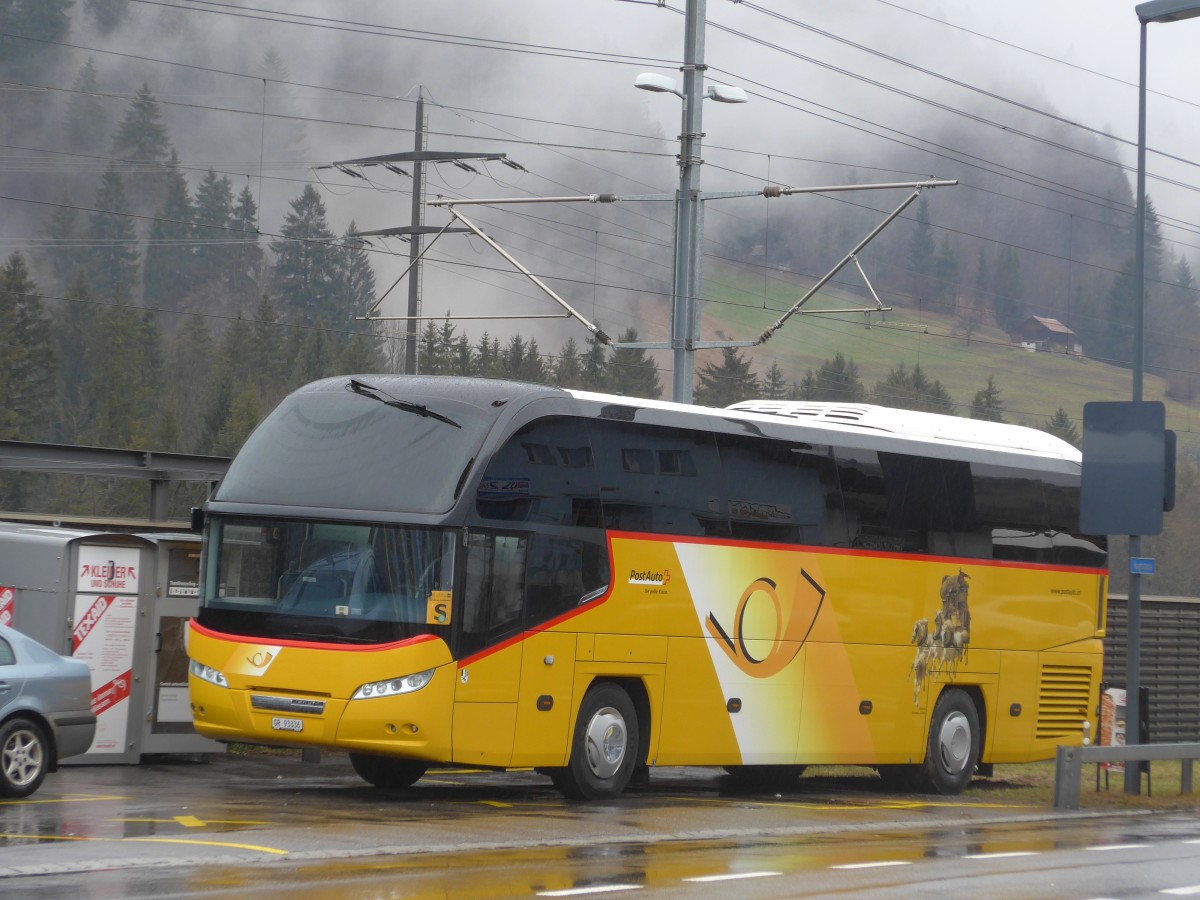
(705, 84), (749, 104)
(1137, 0), (1200, 22)
(634, 72), (680, 96)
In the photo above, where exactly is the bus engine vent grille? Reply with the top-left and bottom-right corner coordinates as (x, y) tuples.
(1036, 664), (1093, 739)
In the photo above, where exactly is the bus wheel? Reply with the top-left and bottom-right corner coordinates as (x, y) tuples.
(348, 752), (428, 789)
(723, 765), (806, 792)
(922, 688), (980, 795)
(552, 683), (639, 801)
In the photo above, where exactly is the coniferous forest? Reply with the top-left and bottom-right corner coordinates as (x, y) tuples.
(3, 2), (1200, 593)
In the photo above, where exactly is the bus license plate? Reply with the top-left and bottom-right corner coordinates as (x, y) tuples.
(271, 717), (304, 733)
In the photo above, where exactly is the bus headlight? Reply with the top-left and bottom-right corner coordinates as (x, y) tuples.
(351, 669), (435, 700)
(189, 659), (229, 689)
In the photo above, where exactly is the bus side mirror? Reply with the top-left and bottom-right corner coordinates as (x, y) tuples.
(190, 507), (205, 532)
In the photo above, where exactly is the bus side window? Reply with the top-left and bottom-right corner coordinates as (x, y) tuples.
(525, 532), (611, 626)
(589, 420), (720, 536)
(460, 531), (527, 656)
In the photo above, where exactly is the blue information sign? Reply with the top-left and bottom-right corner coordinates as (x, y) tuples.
(1129, 557), (1157, 576)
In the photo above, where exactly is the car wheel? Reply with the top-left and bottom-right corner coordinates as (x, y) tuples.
(922, 688), (980, 795)
(0, 717), (50, 798)
(348, 752), (428, 788)
(551, 683), (639, 801)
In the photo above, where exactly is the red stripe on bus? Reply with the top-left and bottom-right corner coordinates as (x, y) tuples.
(187, 619), (441, 653)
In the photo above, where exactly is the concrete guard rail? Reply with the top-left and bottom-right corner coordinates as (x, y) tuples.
(1053, 742), (1200, 809)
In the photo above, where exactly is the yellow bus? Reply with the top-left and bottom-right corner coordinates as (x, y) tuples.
(187, 376), (1107, 799)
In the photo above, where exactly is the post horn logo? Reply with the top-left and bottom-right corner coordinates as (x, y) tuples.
(705, 570), (825, 678)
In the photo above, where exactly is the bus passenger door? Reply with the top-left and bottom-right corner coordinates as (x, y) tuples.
(452, 531), (525, 767)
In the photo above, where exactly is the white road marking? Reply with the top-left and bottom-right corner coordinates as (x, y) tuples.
(964, 852), (1039, 860)
(831, 861), (913, 870)
(1161, 888), (1200, 896)
(1086, 844), (1151, 851)
(537, 886), (643, 897)
(684, 872), (781, 882)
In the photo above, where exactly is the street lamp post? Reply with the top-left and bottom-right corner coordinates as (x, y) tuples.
(635, 0), (746, 403)
(1126, 0), (1200, 794)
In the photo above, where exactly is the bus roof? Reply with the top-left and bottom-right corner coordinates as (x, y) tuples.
(724, 400), (1079, 459)
(565, 389), (1079, 463)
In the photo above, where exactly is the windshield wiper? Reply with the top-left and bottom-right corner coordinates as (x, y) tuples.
(347, 379), (461, 428)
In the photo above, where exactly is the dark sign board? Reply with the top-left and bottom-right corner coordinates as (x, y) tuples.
(1080, 401), (1167, 536)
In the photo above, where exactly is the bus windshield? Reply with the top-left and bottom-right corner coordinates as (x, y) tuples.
(213, 383), (493, 514)
(197, 517), (456, 644)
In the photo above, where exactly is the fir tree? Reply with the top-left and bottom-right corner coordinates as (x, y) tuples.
(41, 194), (83, 290)
(84, 302), (163, 448)
(608, 328), (662, 399)
(0, 253), (55, 440)
(226, 185), (263, 304)
(907, 196), (935, 276)
(111, 82), (171, 163)
(290, 325), (340, 385)
(1101, 258), (1137, 366)
(760, 361), (789, 400)
(450, 334), (475, 375)
(63, 58), (109, 154)
(167, 314), (215, 451)
(0, 1), (71, 74)
(251, 293), (289, 403)
(340, 331), (383, 374)
(799, 353), (867, 403)
(86, 0), (130, 33)
(992, 246), (1025, 332)
(693, 347), (758, 408)
(272, 185), (341, 326)
(872, 362), (955, 414)
(193, 169), (234, 278)
(210, 385), (264, 457)
(340, 224), (376, 323)
(1042, 408), (1080, 448)
(87, 163), (140, 298)
(143, 151), (195, 311)
(417, 320), (447, 374)
(580, 330), (609, 392)
(55, 271), (100, 442)
(970, 375), (1006, 422)
(934, 234), (961, 308)
(553, 336), (583, 388)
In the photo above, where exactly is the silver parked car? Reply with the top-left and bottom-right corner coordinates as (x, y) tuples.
(0, 624), (96, 797)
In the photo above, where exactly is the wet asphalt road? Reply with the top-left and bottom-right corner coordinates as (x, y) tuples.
(1, 753), (1198, 898)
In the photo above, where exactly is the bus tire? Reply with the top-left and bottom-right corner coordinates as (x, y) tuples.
(552, 683), (639, 801)
(922, 688), (980, 795)
(723, 764), (806, 791)
(348, 752), (428, 789)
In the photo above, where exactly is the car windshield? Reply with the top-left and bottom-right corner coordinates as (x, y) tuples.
(196, 517), (456, 644)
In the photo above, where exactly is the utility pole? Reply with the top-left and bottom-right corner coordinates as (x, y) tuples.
(404, 90), (426, 376)
(326, 87), (514, 373)
(672, 0), (706, 404)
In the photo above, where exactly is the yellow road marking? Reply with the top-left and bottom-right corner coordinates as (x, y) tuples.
(0, 833), (287, 855)
(0, 795), (129, 806)
(479, 800), (513, 808)
(128, 837), (289, 855)
(113, 816), (269, 827)
(674, 795), (1038, 812)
